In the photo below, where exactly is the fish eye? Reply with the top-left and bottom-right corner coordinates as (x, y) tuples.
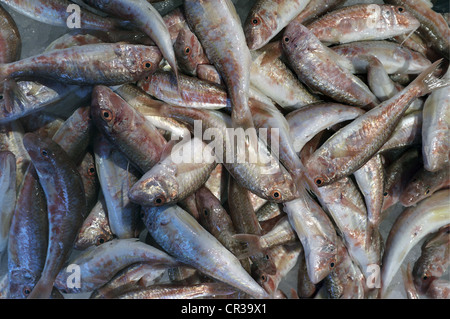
(314, 177), (323, 186)
(143, 61), (152, 69)
(251, 17), (260, 25)
(423, 275), (428, 280)
(22, 286), (32, 297)
(397, 6), (404, 13)
(330, 262), (335, 268)
(425, 189), (430, 195)
(270, 190), (281, 201)
(41, 149), (49, 157)
(283, 36), (290, 43)
(184, 46), (191, 55)
(265, 254), (270, 260)
(96, 235), (106, 246)
(261, 274), (268, 282)
(0, 94), (3, 100)
(203, 209), (208, 216)
(88, 165), (96, 176)
(101, 109), (114, 122)
(383, 191), (388, 197)
(153, 195), (166, 206)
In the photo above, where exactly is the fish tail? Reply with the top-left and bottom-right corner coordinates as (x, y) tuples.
(232, 233), (265, 259)
(27, 276), (54, 299)
(412, 58), (449, 95)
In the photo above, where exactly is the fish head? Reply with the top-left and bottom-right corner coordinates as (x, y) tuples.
(305, 236), (338, 284)
(244, 9), (277, 50)
(22, 132), (64, 176)
(399, 176), (427, 206)
(174, 29), (209, 76)
(304, 150), (334, 188)
(132, 45), (163, 78)
(383, 5), (420, 33)
(282, 21), (319, 55)
(195, 187), (224, 228)
(128, 167), (179, 207)
(8, 269), (38, 299)
(253, 268), (277, 296)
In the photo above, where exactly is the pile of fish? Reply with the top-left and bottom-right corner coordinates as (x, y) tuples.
(0, 0), (448, 299)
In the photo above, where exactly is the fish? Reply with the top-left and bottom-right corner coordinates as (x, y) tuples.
(0, 43), (162, 86)
(113, 282), (237, 299)
(157, 104), (298, 202)
(128, 136), (217, 207)
(402, 263), (420, 299)
(283, 190), (338, 284)
(194, 186), (251, 272)
(381, 189), (450, 298)
(305, 59), (448, 187)
(54, 238), (180, 294)
(82, 0), (180, 84)
(421, 68), (450, 172)
(184, 0), (254, 130)
(0, 3), (21, 64)
(290, 0), (346, 25)
(331, 40), (432, 75)
(286, 102), (365, 155)
(7, 164), (47, 299)
(384, 0), (450, 58)
(22, 132), (86, 299)
(20, 112), (64, 139)
(0, 0), (129, 30)
(425, 279), (450, 299)
(412, 226), (450, 295)
(249, 47), (319, 110)
(173, 28), (210, 77)
(282, 20), (380, 109)
(77, 151), (100, 214)
(244, 0), (312, 50)
(227, 176), (277, 275)
(297, 248), (317, 298)
(90, 85), (167, 173)
(382, 148), (422, 213)
(399, 166), (450, 207)
(306, 4), (420, 45)
(74, 194), (114, 250)
(0, 151), (16, 263)
(255, 201), (282, 222)
(94, 134), (142, 239)
(51, 105), (93, 164)
(141, 204), (271, 298)
(137, 70), (230, 110)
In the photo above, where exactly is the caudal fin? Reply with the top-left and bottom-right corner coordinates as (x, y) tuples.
(412, 58), (449, 95)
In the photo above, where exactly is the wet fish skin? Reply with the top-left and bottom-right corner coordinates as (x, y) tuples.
(425, 279), (450, 299)
(282, 20), (379, 109)
(384, 0), (450, 58)
(51, 105), (94, 165)
(286, 102), (365, 155)
(94, 133), (142, 239)
(128, 137), (217, 207)
(138, 70), (230, 110)
(195, 186), (250, 272)
(307, 4), (420, 45)
(20, 112), (64, 139)
(157, 104), (298, 203)
(297, 248), (317, 298)
(74, 194), (114, 250)
(250, 47), (319, 110)
(83, 0), (179, 83)
(173, 27), (210, 77)
(142, 205), (271, 298)
(381, 189), (450, 298)
(184, 0), (254, 129)
(54, 238), (180, 294)
(412, 226), (450, 295)
(283, 190), (338, 284)
(332, 40), (432, 75)
(0, 3), (21, 64)
(0, 43), (162, 86)
(7, 164), (47, 299)
(244, 0), (312, 51)
(22, 132), (86, 299)
(90, 85), (167, 173)
(290, 0), (346, 25)
(305, 59), (448, 187)
(77, 151), (100, 215)
(0, 150), (16, 263)
(382, 148), (422, 213)
(0, 0), (129, 30)
(421, 69), (450, 172)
